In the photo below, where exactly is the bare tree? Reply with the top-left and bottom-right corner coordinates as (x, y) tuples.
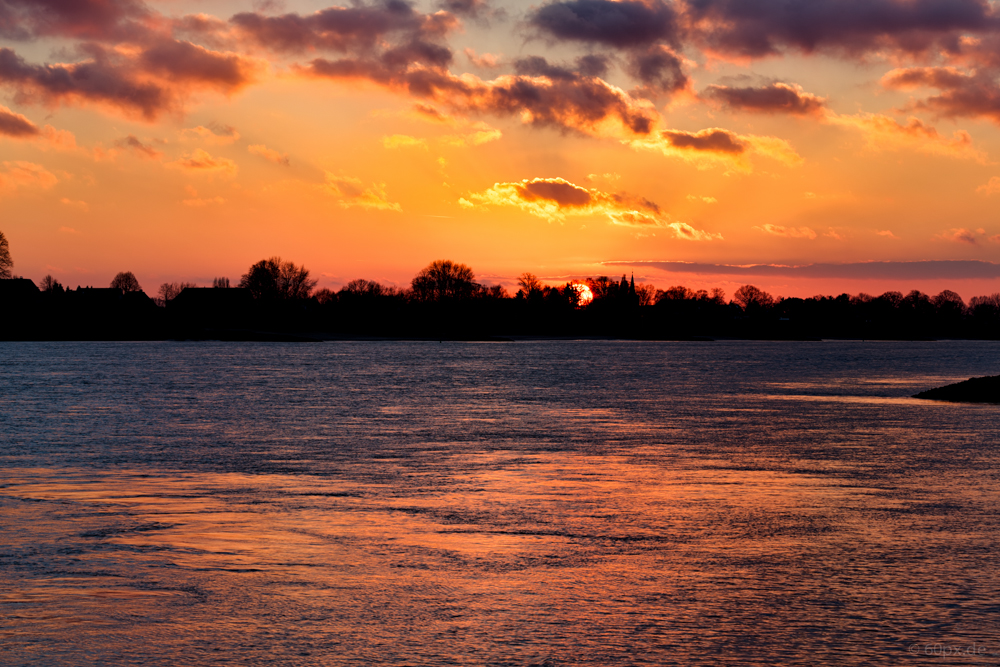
(40, 275), (64, 292)
(634, 283), (657, 306)
(110, 271), (142, 292)
(585, 276), (616, 302)
(411, 260), (478, 301)
(341, 278), (388, 298)
(158, 281), (197, 304)
(733, 284), (775, 311)
(0, 231), (12, 279)
(212, 277), (230, 288)
(517, 272), (543, 296)
(239, 257), (317, 300)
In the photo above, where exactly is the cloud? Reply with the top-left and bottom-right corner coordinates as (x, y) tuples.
(0, 42), (262, 121)
(527, 0), (681, 49)
(0, 160), (58, 193)
(629, 127), (802, 171)
(439, 122), (502, 147)
(0, 104), (78, 149)
(381, 134), (428, 149)
(702, 82), (827, 116)
(936, 227), (984, 244)
(684, 0), (998, 60)
(464, 49), (500, 69)
(167, 148), (237, 174)
(0, 0), (152, 42)
(60, 197), (89, 211)
(604, 260), (1000, 280)
(459, 176), (722, 238)
(0, 104), (39, 137)
(626, 45), (691, 97)
(114, 134), (162, 159)
(882, 67), (1000, 125)
(229, 3), (459, 54)
(301, 55), (661, 139)
(876, 229), (900, 239)
(248, 143), (289, 165)
(825, 111), (988, 161)
(322, 172), (401, 211)
(977, 176), (1000, 194)
(687, 195), (717, 203)
(754, 223), (818, 239)
(180, 124), (240, 144)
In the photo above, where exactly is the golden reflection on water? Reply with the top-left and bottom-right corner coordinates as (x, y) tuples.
(2, 341), (1000, 665)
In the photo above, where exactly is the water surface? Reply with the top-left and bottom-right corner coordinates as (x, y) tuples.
(1, 341), (999, 665)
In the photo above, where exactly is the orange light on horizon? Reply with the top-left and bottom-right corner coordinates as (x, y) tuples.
(569, 282), (594, 305)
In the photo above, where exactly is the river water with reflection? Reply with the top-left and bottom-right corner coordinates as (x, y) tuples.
(1, 340), (999, 665)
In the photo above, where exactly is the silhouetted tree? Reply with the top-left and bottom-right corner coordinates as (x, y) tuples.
(40, 274), (63, 293)
(932, 290), (965, 326)
(0, 230), (12, 279)
(239, 257), (317, 300)
(411, 260), (478, 301)
(158, 281), (196, 305)
(517, 272), (543, 296)
(733, 284), (774, 311)
(110, 271), (142, 292)
(656, 285), (695, 303)
(586, 276), (616, 302)
(635, 283), (657, 306)
(341, 278), (390, 298)
(212, 277), (230, 288)
(314, 288), (337, 305)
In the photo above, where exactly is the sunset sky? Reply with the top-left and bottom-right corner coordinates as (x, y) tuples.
(2, 0), (1000, 298)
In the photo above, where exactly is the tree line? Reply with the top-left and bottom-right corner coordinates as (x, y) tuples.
(1, 232), (999, 339)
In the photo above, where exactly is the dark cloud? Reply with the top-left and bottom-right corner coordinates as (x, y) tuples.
(627, 45), (688, 95)
(518, 178), (594, 206)
(882, 67), (1000, 124)
(604, 260), (1000, 280)
(528, 0), (680, 49)
(435, 0), (501, 22)
(140, 39), (258, 89)
(0, 104), (38, 136)
(303, 55), (659, 136)
(0, 47), (169, 119)
(114, 134), (161, 158)
(0, 42), (258, 120)
(684, 0), (999, 58)
(662, 128), (746, 153)
(513, 54), (609, 80)
(703, 82), (827, 115)
(0, 0), (150, 41)
(230, 1), (459, 54)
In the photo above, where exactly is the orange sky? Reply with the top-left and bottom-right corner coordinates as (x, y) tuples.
(1, 0), (1000, 300)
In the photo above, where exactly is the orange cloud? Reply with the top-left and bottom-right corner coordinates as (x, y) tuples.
(0, 160), (58, 194)
(167, 148), (237, 174)
(248, 143), (289, 165)
(382, 134), (428, 149)
(977, 176), (1000, 195)
(460, 176), (722, 239)
(322, 173), (401, 211)
(702, 82), (827, 116)
(180, 124), (240, 144)
(825, 112), (988, 162)
(754, 223), (818, 239)
(629, 127), (802, 172)
(936, 227), (985, 245)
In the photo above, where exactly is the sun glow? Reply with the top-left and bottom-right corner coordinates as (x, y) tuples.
(570, 282), (594, 305)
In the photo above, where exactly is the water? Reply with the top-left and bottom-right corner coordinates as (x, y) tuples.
(1, 340), (999, 665)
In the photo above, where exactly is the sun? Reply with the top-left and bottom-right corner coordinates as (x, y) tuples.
(569, 282), (593, 305)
